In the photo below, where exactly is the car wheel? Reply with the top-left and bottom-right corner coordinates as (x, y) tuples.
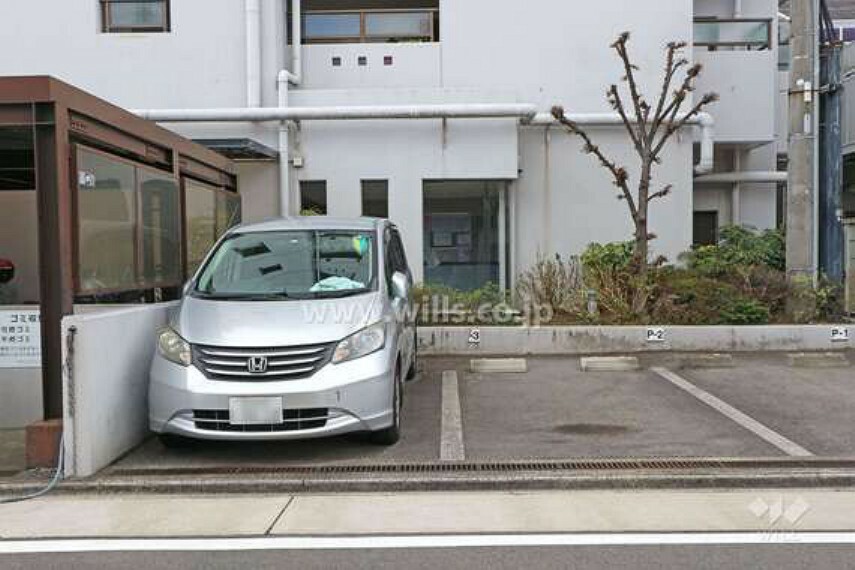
(157, 433), (193, 449)
(370, 364), (402, 446)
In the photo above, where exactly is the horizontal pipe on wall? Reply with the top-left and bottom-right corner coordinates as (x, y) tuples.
(694, 171), (788, 184)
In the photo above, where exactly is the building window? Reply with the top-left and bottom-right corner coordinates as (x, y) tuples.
(300, 181), (327, 215)
(297, 7), (439, 44)
(693, 18), (772, 51)
(185, 178), (241, 274)
(102, 0), (170, 33)
(361, 180), (388, 218)
(423, 181), (508, 291)
(0, 127), (35, 191)
(693, 211), (719, 247)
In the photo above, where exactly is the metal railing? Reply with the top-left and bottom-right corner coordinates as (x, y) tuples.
(694, 18), (773, 51)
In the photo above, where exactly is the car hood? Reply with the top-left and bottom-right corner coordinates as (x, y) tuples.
(173, 292), (383, 347)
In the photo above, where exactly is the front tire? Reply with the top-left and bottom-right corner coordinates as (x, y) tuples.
(370, 364), (403, 446)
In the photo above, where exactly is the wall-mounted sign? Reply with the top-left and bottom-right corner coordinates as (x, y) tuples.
(831, 327), (850, 343)
(468, 328), (481, 345)
(0, 309), (41, 368)
(646, 327), (666, 343)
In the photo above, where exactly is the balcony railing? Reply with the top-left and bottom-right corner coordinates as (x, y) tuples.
(694, 18), (773, 51)
(294, 9), (439, 44)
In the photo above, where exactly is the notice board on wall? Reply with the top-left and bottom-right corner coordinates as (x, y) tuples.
(0, 309), (41, 368)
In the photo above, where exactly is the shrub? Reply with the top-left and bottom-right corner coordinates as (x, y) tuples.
(581, 241), (634, 274)
(515, 253), (584, 315)
(412, 281), (509, 324)
(683, 225), (785, 276)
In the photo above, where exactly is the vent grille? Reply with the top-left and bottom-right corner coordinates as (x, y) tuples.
(192, 342), (334, 382)
(193, 408), (329, 432)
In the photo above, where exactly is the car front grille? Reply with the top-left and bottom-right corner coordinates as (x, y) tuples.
(193, 408), (330, 432)
(192, 342), (335, 382)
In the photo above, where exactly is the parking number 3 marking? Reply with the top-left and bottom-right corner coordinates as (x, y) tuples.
(468, 328), (481, 345)
(646, 328), (666, 343)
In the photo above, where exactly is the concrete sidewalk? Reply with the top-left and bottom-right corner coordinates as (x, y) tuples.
(1, 489), (854, 539)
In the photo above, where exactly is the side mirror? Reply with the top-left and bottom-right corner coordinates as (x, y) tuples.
(391, 271), (409, 300)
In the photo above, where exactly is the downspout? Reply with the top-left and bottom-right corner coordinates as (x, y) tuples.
(278, 0), (303, 216)
(732, 150), (741, 224)
(245, 0), (262, 107)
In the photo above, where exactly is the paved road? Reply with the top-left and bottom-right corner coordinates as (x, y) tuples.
(97, 352), (854, 476)
(4, 540), (855, 569)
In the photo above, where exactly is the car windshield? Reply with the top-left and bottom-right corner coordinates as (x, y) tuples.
(193, 230), (376, 300)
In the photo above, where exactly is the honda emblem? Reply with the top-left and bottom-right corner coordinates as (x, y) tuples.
(247, 356), (268, 374)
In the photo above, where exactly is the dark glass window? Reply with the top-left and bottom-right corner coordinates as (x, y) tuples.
(0, 127), (35, 191)
(693, 211), (719, 247)
(300, 181), (327, 215)
(361, 180), (389, 218)
(102, 0), (170, 33)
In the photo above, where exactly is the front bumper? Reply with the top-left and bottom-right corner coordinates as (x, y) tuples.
(149, 347), (395, 441)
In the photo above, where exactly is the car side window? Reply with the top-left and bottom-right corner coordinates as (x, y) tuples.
(390, 230), (410, 281)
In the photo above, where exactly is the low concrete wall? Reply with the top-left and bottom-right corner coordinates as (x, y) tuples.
(62, 302), (178, 478)
(418, 325), (853, 356)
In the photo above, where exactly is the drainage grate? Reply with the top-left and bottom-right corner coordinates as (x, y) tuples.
(109, 457), (855, 478)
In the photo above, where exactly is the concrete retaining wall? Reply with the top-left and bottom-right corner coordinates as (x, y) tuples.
(418, 325), (853, 355)
(61, 303), (178, 478)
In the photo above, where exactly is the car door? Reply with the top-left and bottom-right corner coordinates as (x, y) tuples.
(385, 227), (415, 370)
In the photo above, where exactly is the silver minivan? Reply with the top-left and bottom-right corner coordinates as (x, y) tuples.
(149, 217), (416, 446)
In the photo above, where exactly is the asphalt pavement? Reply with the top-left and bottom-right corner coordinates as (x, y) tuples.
(3, 539), (855, 569)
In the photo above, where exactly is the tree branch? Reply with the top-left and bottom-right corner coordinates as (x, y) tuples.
(648, 184), (672, 201)
(649, 42), (688, 143)
(608, 85), (645, 158)
(651, 92), (718, 158)
(551, 105), (638, 219)
(611, 32), (648, 144)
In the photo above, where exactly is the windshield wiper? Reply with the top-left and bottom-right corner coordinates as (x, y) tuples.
(308, 289), (370, 299)
(192, 292), (291, 301)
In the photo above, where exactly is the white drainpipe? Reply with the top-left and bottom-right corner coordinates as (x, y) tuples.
(134, 104), (540, 122)
(277, 0), (302, 215)
(694, 171), (788, 184)
(245, 0), (262, 107)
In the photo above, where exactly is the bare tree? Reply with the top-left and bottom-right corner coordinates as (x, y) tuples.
(551, 32), (718, 283)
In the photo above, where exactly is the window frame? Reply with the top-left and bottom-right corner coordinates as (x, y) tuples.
(101, 0), (171, 34)
(72, 143), (182, 295)
(299, 8), (438, 45)
(361, 179), (389, 218)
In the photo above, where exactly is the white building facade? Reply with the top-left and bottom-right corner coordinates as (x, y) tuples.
(0, 0), (781, 290)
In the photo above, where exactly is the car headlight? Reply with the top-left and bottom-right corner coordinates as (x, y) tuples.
(157, 328), (191, 367)
(332, 322), (386, 364)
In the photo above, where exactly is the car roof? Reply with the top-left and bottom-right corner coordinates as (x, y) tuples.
(229, 216), (387, 234)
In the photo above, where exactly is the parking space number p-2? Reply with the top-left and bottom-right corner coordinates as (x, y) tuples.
(646, 328), (666, 343)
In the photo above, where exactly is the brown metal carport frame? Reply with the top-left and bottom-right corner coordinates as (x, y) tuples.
(0, 76), (237, 420)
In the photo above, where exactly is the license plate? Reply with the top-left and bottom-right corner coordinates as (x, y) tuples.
(229, 397), (282, 425)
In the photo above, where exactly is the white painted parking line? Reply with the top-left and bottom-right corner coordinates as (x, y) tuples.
(440, 370), (465, 461)
(651, 367), (813, 457)
(2, 532), (855, 553)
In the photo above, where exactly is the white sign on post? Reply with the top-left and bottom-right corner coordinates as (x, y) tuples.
(0, 309), (41, 368)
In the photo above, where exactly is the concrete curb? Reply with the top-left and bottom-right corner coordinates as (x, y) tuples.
(4, 470), (855, 496)
(419, 325), (853, 356)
